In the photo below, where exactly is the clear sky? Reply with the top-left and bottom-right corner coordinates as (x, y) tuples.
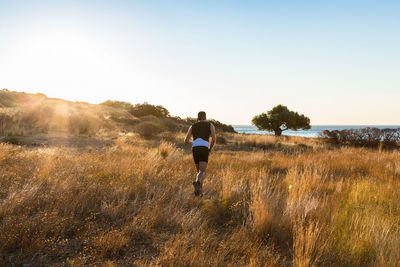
(1, 0), (399, 125)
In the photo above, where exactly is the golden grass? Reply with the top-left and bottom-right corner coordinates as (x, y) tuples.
(1, 134), (400, 266)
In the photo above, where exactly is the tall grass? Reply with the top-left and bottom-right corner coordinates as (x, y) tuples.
(0, 134), (399, 266)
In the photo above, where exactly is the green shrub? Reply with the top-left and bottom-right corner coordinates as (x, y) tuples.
(130, 103), (169, 118)
(321, 128), (400, 148)
(185, 117), (236, 133)
(209, 119), (236, 133)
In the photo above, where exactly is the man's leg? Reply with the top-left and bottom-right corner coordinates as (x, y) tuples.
(196, 161), (207, 186)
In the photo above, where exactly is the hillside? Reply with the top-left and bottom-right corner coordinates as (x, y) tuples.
(0, 89), (235, 139)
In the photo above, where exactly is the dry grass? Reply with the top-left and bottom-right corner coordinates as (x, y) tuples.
(1, 134), (400, 266)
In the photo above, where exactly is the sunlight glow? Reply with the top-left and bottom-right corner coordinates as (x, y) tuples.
(1, 1), (400, 125)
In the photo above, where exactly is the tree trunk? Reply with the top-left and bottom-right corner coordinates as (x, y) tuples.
(274, 128), (282, 136)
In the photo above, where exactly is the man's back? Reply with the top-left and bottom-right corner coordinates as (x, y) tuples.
(192, 121), (211, 142)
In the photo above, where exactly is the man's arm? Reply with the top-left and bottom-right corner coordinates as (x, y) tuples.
(184, 126), (192, 145)
(209, 123), (216, 151)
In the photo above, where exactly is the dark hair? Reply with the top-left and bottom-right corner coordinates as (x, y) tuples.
(197, 111), (206, 120)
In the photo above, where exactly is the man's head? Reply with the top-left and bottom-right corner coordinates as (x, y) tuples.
(197, 111), (206, 120)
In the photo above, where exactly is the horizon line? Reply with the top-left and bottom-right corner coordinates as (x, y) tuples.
(233, 124), (400, 127)
(3, 89), (400, 127)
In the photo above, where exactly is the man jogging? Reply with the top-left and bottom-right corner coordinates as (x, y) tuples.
(184, 111), (216, 196)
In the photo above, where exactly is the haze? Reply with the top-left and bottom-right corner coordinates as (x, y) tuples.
(1, 0), (399, 125)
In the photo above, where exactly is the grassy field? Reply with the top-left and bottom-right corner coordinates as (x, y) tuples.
(1, 133), (400, 266)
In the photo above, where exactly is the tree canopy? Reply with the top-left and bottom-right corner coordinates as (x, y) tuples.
(252, 105), (311, 136)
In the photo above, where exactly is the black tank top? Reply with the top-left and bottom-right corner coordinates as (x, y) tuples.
(192, 121), (211, 141)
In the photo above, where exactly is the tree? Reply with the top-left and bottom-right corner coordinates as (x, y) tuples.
(252, 105), (311, 136)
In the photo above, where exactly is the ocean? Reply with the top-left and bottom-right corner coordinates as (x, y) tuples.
(233, 125), (400, 138)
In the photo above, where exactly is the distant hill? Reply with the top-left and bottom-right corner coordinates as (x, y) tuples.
(0, 89), (235, 137)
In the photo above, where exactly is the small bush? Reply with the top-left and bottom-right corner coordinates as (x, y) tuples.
(209, 119), (236, 133)
(0, 112), (13, 134)
(160, 118), (181, 132)
(158, 141), (176, 159)
(135, 121), (164, 139)
(0, 106), (53, 135)
(68, 114), (96, 136)
(216, 136), (227, 144)
(92, 230), (128, 258)
(0, 90), (17, 107)
(109, 114), (139, 126)
(202, 198), (234, 226)
(20, 106), (54, 133)
(4, 136), (23, 145)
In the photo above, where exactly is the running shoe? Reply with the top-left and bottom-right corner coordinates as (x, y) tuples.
(193, 181), (201, 196)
